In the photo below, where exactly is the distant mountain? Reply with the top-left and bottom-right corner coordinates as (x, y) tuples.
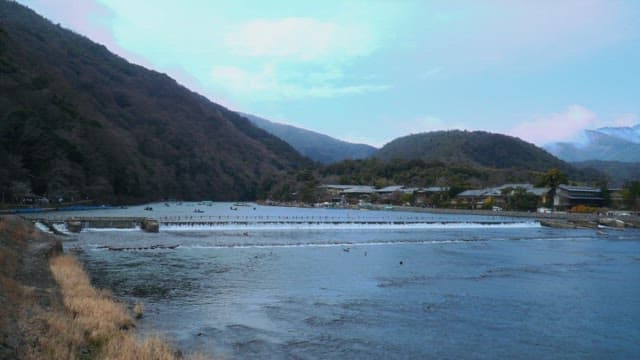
(545, 125), (640, 163)
(597, 124), (640, 143)
(374, 130), (573, 172)
(242, 113), (377, 164)
(572, 160), (640, 187)
(0, 1), (308, 203)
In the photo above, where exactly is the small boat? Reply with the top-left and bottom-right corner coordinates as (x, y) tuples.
(194, 209), (204, 213)
(144, 207), (153, 211)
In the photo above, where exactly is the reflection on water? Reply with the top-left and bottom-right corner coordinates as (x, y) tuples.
(69, 203), (640, 359)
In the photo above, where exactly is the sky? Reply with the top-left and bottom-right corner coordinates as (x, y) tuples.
(17, 0), (640, 147)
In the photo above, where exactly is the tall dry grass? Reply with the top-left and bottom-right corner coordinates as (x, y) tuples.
(50, 255), (134, 342)
(45, 254), (209, 359)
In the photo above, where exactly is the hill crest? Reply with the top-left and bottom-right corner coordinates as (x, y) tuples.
(374, 130), (572, 172)
(242, 113), (377, 164)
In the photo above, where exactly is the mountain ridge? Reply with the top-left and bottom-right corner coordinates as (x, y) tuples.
(545, 124), (640, 163)
(0, 1), (308, 203)
(373, 130), (575, 173)
(242, 113), (377, 164)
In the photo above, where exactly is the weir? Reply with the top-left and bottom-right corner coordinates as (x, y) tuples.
(23, 212), (639, 233)
(27, 216), (157, 233)
(25, 214), (538, 233)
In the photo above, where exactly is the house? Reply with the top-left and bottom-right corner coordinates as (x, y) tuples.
(339, 185), (376, 204)
(414, 187), (449, 206)
(455, 184), (550, 209)
(455, 189), (492, 208)
(318, 185), (355, 197)
(374, 185), (406, 202)
(553, 184), (603, 209)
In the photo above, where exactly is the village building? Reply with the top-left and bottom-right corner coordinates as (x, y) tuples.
(454, 184), (550, 209)
(553, 184), (603, 209)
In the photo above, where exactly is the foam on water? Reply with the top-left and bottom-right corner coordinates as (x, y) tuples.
(172, 239), (468, 249)
(160, 221), (541, 232)
(34, 222), (51, 233)
(82, 226), (141, 232)
(52, 223), (70, 234)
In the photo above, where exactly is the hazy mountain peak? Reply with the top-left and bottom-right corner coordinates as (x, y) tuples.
(545, 124), (640, 163)
(241, 113), (377, 164)
(595, 124), (640, 144)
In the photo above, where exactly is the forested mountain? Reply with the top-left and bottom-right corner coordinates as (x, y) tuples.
(374, 130), (573, 172)
(242, 113), (377, 164)
(0, 1), (309, 203)
(312, 131), (602, 191)
(572, 160), (640, 187)
(545, 128), (640, 163)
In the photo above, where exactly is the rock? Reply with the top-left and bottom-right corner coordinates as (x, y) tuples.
(599, 218), (626, 228)
(66, 220), (83, 233)
(573, 220), (599, 229)
(141, 219), (159, 233)
(539, 220), (576, 229)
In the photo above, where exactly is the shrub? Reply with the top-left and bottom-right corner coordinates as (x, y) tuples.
(570, 204), (598, 213)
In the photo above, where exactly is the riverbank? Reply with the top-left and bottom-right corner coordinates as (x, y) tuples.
(259, 201), (640, 229)
(392, 206), (640, 229)
(0, 215), (204, 359)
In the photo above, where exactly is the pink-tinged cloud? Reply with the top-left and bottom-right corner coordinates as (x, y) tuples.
(509, 105), (599, 145)
(18, 0), (152, 68)
(612, 113), (638, 127)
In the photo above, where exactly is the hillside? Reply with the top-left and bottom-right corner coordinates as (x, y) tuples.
(0, 1), (309, 203)
(242, 113), (377, 164)
(545, 128), (640, 163)
(572, 160), (640, 187)
(374, 130), (573, 172)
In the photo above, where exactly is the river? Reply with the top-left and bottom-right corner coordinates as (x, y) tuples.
(64, 202), (640, 359)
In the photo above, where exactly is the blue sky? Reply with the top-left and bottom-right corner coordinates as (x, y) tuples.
(18, 0), (640, 147)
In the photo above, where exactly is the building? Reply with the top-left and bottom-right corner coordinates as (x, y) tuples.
(553, 184), (603, 209)
(455, 184), (550, 209)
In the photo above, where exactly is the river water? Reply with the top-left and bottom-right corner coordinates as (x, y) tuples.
(64, 202), (640, 359)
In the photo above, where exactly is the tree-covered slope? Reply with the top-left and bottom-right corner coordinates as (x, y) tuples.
(374, 130), (573, 172)
(242, 113), (377, 164)
(0, 1), (308, 203)
(572, 160), (640, 187)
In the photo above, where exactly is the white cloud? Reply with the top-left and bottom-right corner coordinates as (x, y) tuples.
(225, 17), (375, 62)
(211, 65), (389, 100)
(509, 105), (597, 144)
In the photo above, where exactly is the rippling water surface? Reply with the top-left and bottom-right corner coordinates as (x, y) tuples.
(67, 203), (640, 359)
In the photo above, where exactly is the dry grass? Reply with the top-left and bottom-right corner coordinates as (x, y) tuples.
(1, 217), (209, 359)
(50, 255), (134, 342)
(45, 254), (210, 359)
(99, 334), (176, 360)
